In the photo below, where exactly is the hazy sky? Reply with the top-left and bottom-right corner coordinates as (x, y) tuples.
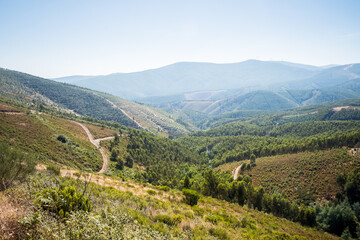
(1, 0), (360, 78)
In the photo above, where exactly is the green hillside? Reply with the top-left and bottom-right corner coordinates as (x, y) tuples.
(0, 98), (341, 239)
(0, 68), (194, 136)
(1, 74), (360, 238)
(217, 149), (360, 202)
(0, 101), (104, 171)
(0, 68), (137, 128)
(195, 98), (360, 129)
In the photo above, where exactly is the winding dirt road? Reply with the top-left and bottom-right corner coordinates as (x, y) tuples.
(73, 121), (115, 173)
(233, 164), (243, 180)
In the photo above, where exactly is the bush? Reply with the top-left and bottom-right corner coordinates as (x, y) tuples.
(159, 186), (170, 191)
(125, 155), (133, 168)
(116, 159), (124, 170)
(154, 214), (182, 226)
(46, 164), (60, 176)
(0, 142), (36, 191)
(208, 227), (229, 240)
(147, 189), (156, 195)
(183, 189), (200, 206)
(36, 185), (92, 219)
(57, 135), (67, 143)
(205, 214), (223, 224)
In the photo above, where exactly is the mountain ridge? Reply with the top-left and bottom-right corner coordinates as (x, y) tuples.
(52, 60), (323, 99)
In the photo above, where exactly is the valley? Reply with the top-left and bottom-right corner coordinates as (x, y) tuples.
(2, 1), (360, 238)
(1, 66), (360, 239)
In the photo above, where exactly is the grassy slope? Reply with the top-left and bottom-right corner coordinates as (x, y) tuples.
(0, 68), (137, 128)
(1, 169), (339, 240)
(217, 149), (360, 201)
(83, 122), (116, 139)
(102, 93), (195, 136)
(0, 101), (103, 171)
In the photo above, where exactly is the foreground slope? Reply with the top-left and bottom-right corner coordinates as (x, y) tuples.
(1, 168), (339, 239)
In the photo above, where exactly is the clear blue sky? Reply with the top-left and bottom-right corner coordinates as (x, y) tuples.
(1, 0), (359, 78)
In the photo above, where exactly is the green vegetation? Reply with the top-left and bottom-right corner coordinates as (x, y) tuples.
(36, 185), (92, 219)
(234, 149), (360, 201)
(105, 128), (204, 187)
(1, 171), (339, 239)
(182, 189), (200, 206)
(179, 130), (360, 167)
(2, 80), (360, 238)
(0, 68), (137, 127)
(0, 142), (36, 191)
(0, 103), (103, 171)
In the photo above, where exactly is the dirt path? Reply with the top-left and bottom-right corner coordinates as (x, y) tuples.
(73, 121), (115, 173)
(233, 164), (243, 180)
(105, 99), (146, 130)
(0, 111), (24, 115)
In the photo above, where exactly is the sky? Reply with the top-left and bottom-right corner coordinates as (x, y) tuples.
(0, 0), (360, 78)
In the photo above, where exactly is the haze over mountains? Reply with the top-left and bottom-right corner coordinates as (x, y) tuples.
(53, 60), (324, 99)
(53, 60), (360, 114)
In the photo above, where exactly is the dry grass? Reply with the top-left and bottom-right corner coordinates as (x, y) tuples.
(0, 190), (30, 240)
(0, 104), (102, 171)
(0, 102), (21, 112)
(83, 123), (115, 139)
(238, 149), (359, 201)
(60, 168), (181, 203)
(58, 167), (340, 239)
(215, 160), (249, 173)
(216, 149), (360, 201)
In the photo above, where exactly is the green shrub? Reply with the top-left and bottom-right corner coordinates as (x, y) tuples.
(46, 164), (60, 176)
(159, 186), (170, 191)
(0, 142), (36, 191)
(192, 205), (205, 216)
(205, 214), (223, 224)
(182, 189), (200, 206)
(116, 159), (124, 170)
(154, 214), (182, 226)
(209, 227), (229, 240)
(147, 189), (156, 195)
(57, 135), (67, 143)
(36, 185), (92, 219)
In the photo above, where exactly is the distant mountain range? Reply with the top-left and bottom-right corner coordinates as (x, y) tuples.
(53, 60), (360, 114)
(53, 60), (325, 99)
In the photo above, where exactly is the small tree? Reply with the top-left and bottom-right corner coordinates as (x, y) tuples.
(0, 143), (36, 191)
(114, 133), (119, 144)
(125, 156), (133, 168)
(116, 159), (124, 170)
(183, 189), (200, 206)
(250, 154), (256, 166)
(183, 174), (191, 189)
(110, 150), (118, 162)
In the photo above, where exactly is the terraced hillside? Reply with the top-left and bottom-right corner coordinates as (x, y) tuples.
(101, 93), (196, 136)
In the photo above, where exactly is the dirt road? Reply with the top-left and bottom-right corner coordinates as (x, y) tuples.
(233, 164), (243, 180)
(73, 121), (115, 173)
